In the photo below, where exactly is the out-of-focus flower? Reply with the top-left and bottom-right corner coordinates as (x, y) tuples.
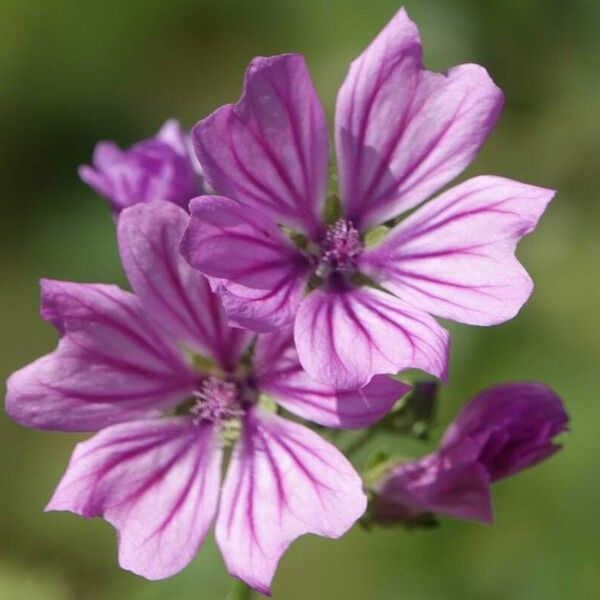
(181, 7), (554, 390)
(371, 382), (569, 525)
(79, 119), (204, 213)
(5, 201), (411, 594)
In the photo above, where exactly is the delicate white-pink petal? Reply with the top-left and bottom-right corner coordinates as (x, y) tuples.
(362, 176), (555, 325)
(6, 280), (196, 432)
(193, 54), (328, 238)
(255, 329), (410, 428)
(335, 8), (503, 229)
(216, 409), (366, 595)
(47, 419), (222, 579)
(295, 285), (449, 389)
(118, 201), (251, 370)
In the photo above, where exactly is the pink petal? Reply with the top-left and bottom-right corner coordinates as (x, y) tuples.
(157, 119), (208, 185)
(361, 176), (555, 325)
(6, 280), (196, 432)
(92, 141), (123, 169)
(335, 8), (503, 229)
(213, 278), (309, 333)
(255, 328), (410, 428)
(157, 119), (189, 155)
(193, 54), (328, 239)
(216, 409), (366, 594)
(294, 285), (449, 389)
(78, 141), (123, 198)
(182, 195), (311, 332)
(47, 419), (222, 579)
(118, 201), (251, 370)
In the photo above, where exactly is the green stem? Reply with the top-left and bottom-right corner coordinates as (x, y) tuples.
(226, 578), (253, 600)
(344, 429), (377, 457)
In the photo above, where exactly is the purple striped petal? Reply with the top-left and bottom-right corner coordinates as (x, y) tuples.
(6, 280), (196, 432)
(294, 285), (449, 389)
(335, 8), (503, 229)
(182, 195), (311, 331)
(374, 453), (492, 524)
(216, 409), (366, 594)
(255, 329), (410, 428)
(193, 54), (328, 239)
(212, 278), (309, 333)
(361, 176), (555, 325)
(47, 419), (222, 579)
(118, 201), (251, 371)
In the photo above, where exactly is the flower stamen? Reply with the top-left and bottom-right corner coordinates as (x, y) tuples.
(317, 219), (362, 278)
(191, 377), (243, 425)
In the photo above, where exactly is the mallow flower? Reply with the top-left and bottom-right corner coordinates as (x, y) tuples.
(5, 201), (412, 594)
(371, 382), (569, 525)
(79, 119), (204, 213)
(181, 7), (554, 390)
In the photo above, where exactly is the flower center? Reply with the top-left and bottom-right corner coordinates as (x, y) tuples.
(191, 377), (243, 424)
(316, 219), (362, 278)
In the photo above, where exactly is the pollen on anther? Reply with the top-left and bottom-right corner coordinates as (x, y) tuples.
(191, 377), (243, 424)
(317, 219), (362, 277)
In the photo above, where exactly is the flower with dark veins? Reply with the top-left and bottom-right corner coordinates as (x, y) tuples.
(181, 8), (554, 390)
(5, 201), (412, 595)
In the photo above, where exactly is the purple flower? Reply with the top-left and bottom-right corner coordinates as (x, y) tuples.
(79, 119), (203, 213)
(439, 382), (569, 482)
(372, 382), (569, 525)
(181, 8), (554, 390)
(5, 201), (411, 594)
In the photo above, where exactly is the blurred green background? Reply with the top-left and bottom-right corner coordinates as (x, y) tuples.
(1, 0), (599, 598)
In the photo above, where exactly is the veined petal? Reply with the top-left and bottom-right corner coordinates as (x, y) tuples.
(47, 419), (222, 579)
(118, 202), (251, 371)
(362, 176), (555, 325)
(182, 196), (311, 331)
(294, 285), (449, 389)
(213, 278), (309, 333)
(5, 280), (196, 432)
(216, 409), (366, 594)
(255, 329), (410, 428)
(193, 54), (328, 238)
(335, 8), (503, 229)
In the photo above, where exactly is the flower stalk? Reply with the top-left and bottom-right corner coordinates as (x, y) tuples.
(226, 578), (253, 600)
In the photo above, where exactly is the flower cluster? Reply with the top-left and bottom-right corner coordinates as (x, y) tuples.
(4, 7), (568, 597)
